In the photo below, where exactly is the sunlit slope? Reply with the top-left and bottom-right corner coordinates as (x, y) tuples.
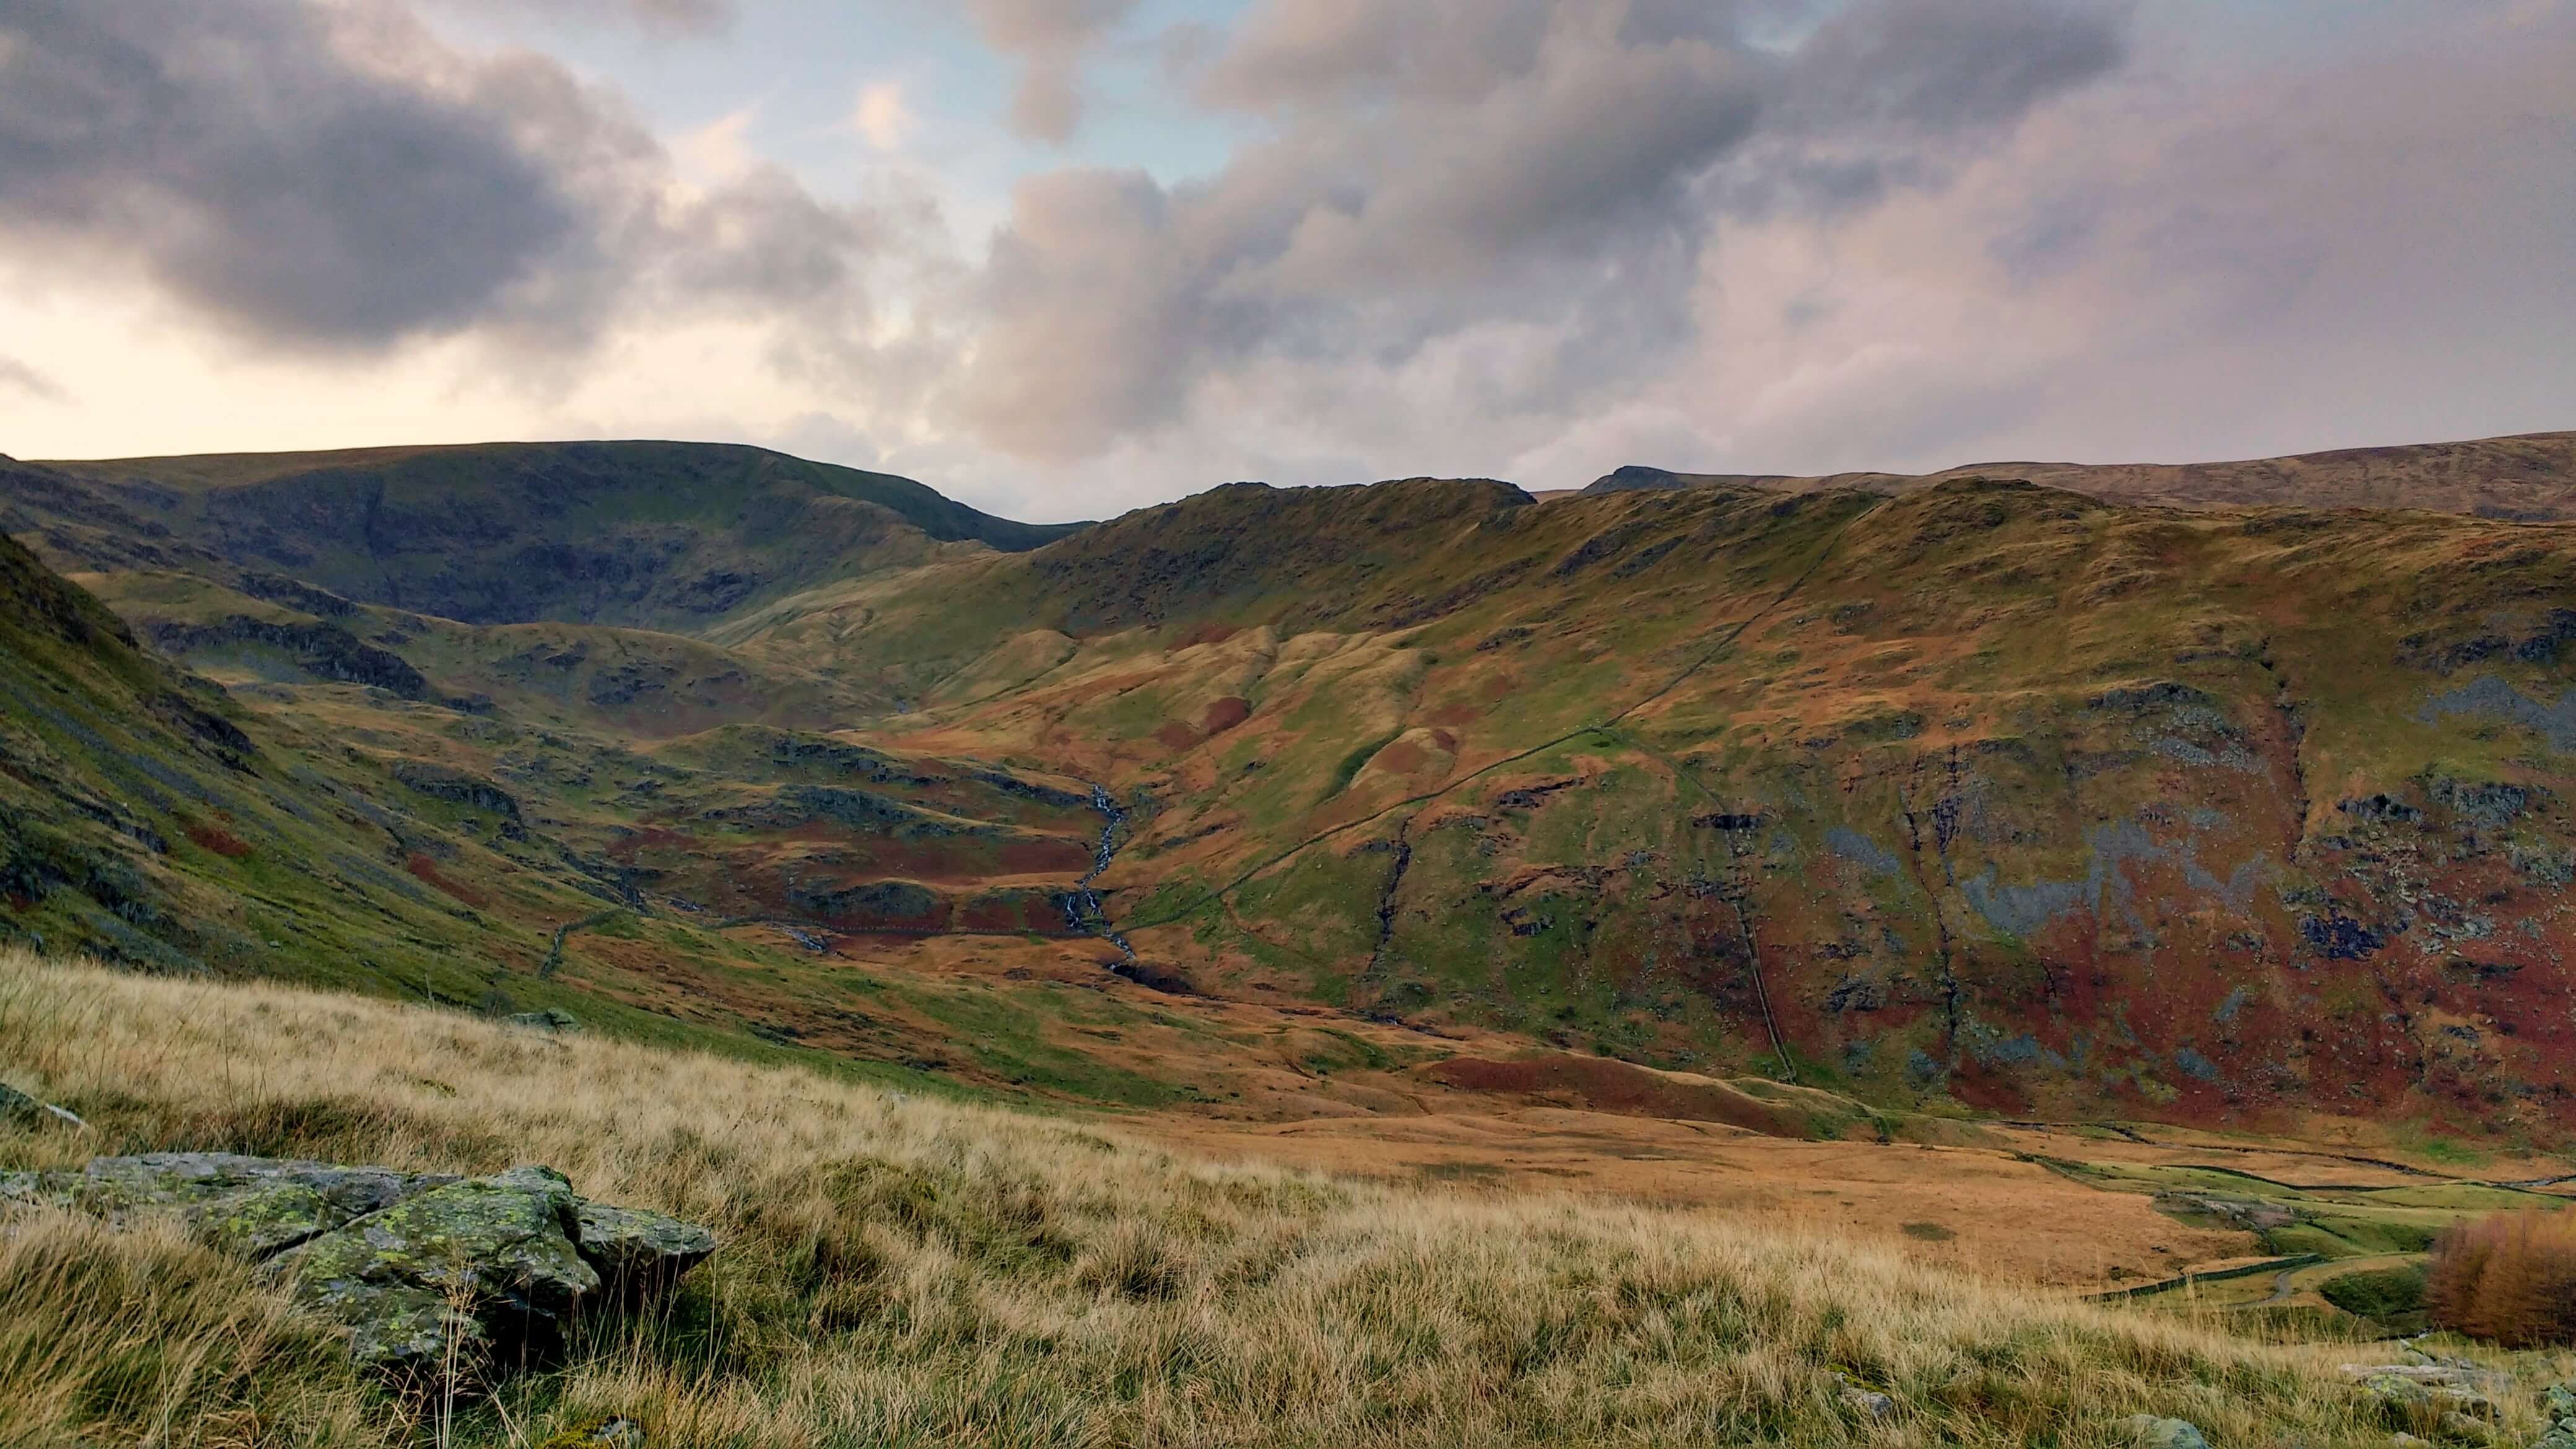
(755, 477), (2576, 1139)
(1590, 429), (2576, 520)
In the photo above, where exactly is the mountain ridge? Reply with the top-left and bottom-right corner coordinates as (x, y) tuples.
(11, 429), (2576, 1146)
(1585, 429), (2576, 520)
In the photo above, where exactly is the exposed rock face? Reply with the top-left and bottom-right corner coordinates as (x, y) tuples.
(0, 1154), (714, 1383)
(282, 1165), (602, 1374)
(575, 1199), (718, 1298)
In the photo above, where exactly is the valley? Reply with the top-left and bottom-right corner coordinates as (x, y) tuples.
(9, 432), (2576, 1335)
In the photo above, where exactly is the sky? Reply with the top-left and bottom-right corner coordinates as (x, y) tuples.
(0, 0), (2569, 523)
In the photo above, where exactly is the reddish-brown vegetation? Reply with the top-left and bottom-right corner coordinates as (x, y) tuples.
(2426, 1209), (2576, 1346)
(404, 853), (489, 908)
(1420, 1055), (1817, 1139)
(1200, 696), (1252, 735)
(180, 819), (253, 859)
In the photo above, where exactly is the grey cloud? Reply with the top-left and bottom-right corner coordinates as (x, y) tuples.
(1786, 0), (2128, 132)
(964, 0), (1139, 142)
(0, 0), (580, 346)
(959, 0), (2125, 462)
(422, 0), (735, 36)
(0, 354), (66, 402)
(0, 0), (896, 355)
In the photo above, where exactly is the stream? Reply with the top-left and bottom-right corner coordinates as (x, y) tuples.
(1062, 783), (1138, 962)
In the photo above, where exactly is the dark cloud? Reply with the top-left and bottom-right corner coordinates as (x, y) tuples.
(1785, 0), (2129, 132)
(0, 0), (892, 355)
(0, 0), (584, 345)
(958, 0), (2129, 461)
(962, 0), (1139, 142)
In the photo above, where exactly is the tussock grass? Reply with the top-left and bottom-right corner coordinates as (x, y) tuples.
(0, 949), (2400, 1447)
(2430, 1209), (2576, 1347)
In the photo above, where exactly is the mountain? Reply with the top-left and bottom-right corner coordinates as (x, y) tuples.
(1586, 430), (2576, 520)
(11, 432), (2576, 1146)
(10, 442), (1086, 630)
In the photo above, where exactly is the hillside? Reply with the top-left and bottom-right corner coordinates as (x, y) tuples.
(7, 442), (1086, 630)
(1588, 431), (2576, 520)
(0, 952), (2457, 1448)
(737, 471), (2576, 1144)
(11, 432), (2576, 1152)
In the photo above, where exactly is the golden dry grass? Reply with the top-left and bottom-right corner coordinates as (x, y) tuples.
(2430, 1209), (2576, 1348)
(0, 950), (2441, 1447)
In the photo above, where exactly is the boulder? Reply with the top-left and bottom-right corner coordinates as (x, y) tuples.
(279, 1165), (601, 1377)
(0, 1151), (716, 1385)
(508, 1009), (583, 1033)
(2352, 1371), (2497, 1422)
(0, 1081), (85, 1131)
(576, 1200), (718, 1297)
(3, 1154), (459, 1257)
(2120, 1416), (2211, 1449)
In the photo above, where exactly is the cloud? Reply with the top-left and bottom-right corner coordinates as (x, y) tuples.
(962, 0), (1140, 142)
(0, 0), (906, 359)
(420, 0), (735, 37)
(851, 82), (915, 152)
(0, 354), (66, 402)
(954, 0), (2130, 463)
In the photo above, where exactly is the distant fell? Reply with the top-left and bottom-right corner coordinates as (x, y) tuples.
(1587, 430), (2576, 519)
(17, 441), (1086, 630)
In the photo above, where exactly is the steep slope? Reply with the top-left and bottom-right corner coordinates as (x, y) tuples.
(1590, 430), (2576, 520)
(9, 443), (1086, 630)
(749, 474), (2576, 1143)
(0, 536), (1180, 1100)
(22, 435), (2576, 1146)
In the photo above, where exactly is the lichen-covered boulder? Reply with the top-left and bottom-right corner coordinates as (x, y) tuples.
(576, 1201), (717, 1298)
(2119, 1416), (2211, 1449)
(2, 1149), (716, 1386)
(1, 1154), (459, 1257)
(279, 1165), (602, 1377)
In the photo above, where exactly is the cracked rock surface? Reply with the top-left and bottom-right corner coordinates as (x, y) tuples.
(0, 1154), (715, 1381)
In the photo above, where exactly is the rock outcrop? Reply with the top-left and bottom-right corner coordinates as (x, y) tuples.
(0, 1154), (713, 1383)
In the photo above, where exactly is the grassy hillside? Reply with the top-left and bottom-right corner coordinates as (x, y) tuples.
(0, 951), (2464, 1448)
(8, 443), (1085, 630)
(1590, 429), (2576, 520)
(17, 433), (2576, 1146)
(720, 475), (2576, 1142)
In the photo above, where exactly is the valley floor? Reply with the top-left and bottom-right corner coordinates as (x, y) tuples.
(6, 949), (2571, 1448)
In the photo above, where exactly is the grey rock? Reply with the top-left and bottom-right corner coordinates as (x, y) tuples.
(2547, 1384), (2576, 1419)
(2120, 1416), (2211, 1449)
(1837, 1385), (1896, 1421)
(280, 1166), (599, 1376)
(14, 1151), (714, 1385)
(65, 1153), (458, 1257)
(0, 1081), (86, 1131)
(576, 1201), (718, 1297)
(2435, 1409), (2497, 1443)
(2353, 1371), (2495, 1420)
(506, 1008), (582, 1033)
(561, 1417), (646, 1448)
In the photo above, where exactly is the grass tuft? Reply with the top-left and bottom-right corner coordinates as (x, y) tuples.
(0, 948), (2413, 1446)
